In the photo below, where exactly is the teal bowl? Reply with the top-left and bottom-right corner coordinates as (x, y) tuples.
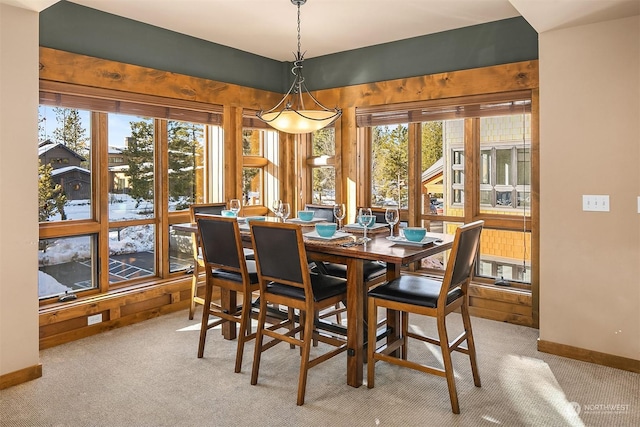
(246, 216), (266, 222)
(221, 210), (236, 217)
(298, 210), (315, 221)
(403, 227), (427, 242)
(315, 223), (337, 238)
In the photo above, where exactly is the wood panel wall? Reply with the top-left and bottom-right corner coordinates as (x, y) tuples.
(38, 47), (538, 348)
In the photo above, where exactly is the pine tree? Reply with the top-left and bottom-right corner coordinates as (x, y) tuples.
(38, 160), (67, 222)
(122, 119), (154, 208)
(371, 125), (409, 206)
(311, 128), (336, 203)
(421, 121), (443, 170)
(52, 107), (89, 161)
(38, 110), (47, 143)
(168, 121), (203, 209)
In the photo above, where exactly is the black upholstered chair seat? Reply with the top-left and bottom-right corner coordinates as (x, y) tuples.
(368, 275), (463, 308)
(267, 273), (346, 302)
(320, 260), (386, 283)
(212, 260), (259, 283)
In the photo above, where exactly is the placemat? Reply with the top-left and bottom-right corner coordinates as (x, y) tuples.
(303, 235), (355, 246)
(342, 225), (390, 235)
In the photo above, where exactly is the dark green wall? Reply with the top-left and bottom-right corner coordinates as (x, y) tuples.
(40, 1), (538, 93)
(303, 17), (538, 90)
(40, 1), (286, 92)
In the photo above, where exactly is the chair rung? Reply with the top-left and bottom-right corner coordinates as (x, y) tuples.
(308, 344), (347, 369)
(313, 332), (346, 348)
(315, 318), (347, 337)
(406, 331), (439, 346)
(375, 353), (447, 378)
(449, 331), (468, 351)
(374, 337), (405, 357)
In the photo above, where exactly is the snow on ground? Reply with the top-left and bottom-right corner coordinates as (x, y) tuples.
(40, 194), (182, 266)
(38, 270), (72, 297)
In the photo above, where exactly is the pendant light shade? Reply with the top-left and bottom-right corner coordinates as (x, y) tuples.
(257, 0), (341, 134)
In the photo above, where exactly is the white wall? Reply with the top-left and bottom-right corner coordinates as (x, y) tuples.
(539, 15), (640, 360)
(0, 4), (40, 376)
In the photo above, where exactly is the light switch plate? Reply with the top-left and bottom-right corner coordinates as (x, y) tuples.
(583, 195), (610, 212)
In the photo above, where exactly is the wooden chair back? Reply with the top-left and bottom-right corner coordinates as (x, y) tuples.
(249, 221), (309, 293)
(195, 214), (244, 274)
(189, 202), (227, 222)
(356, 206), (400, 234)
(439, 220), (483, 304)
(304, 204), (336, 223)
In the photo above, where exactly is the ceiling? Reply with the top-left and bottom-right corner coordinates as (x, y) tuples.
(3, 0), (639, 61)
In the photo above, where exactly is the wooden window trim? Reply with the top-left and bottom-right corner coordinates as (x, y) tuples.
(40, 81), (223, 125)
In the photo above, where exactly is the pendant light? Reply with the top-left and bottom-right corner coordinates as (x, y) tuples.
(257, 0), (341, 134)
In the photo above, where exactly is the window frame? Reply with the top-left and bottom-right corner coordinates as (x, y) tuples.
(38, 83), (225, 304)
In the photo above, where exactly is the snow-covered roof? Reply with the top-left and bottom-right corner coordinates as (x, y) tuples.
(51, 165), (90, 176)
(421, 157), (443, 182)
(38, 142), (86, 161)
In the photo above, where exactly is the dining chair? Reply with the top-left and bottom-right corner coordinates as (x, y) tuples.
(195, 214), (260, 373)
(303, 204), (336, 223)
(188, 203), (227, 320)
(305, 204), (387, 308)
(366, 220), (484, 414)
(300, 204), (350, 324)
(315, 206), (391, 289)
(249, 221), (348, 406)
(359, 206), (401, 235)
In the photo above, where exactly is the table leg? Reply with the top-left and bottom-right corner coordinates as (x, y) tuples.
(220, 288), (237, 340)
(385, 263), (401, 357)
(346, 257), (364, 387)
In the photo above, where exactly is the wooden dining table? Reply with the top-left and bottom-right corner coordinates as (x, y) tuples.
(174, 219), (454, 388)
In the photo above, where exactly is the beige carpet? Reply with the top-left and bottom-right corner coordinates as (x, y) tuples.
(1, 310), (638, 427)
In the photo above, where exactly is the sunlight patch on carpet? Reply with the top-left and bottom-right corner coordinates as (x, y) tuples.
(499, 355), (585, 426)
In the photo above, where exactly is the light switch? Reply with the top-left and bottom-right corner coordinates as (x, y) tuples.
(583, 195), (609, 212)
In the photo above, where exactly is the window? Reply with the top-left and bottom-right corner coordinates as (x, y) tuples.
(242, 129), (267, 206)
(478, 229), (531, 285)
(38, 235), (97, 298)
(479, 114), (531, 212)
(38, 86), (224, 301)
(168, 120), (205, 211)
(310, 128), (336, 205)
(108, 115), (155, 221)
(356, 92), (533, 287)
(38, 106), (92, 222)
(371, 124), (409, 208)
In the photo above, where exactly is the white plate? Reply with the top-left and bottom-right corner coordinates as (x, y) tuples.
(287, 217), (329, 224)
(304, 230), (352, 240)
(343, 223), (389, 231)
(386, 236), (440, 247)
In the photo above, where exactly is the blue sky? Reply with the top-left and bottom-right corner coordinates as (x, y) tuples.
(39, 105), (132, 148)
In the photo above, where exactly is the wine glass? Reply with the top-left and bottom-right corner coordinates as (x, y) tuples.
(333, 203), (346, 230)
(357, 208), (374, 242)
(280, 202), (291, 222)
(272, 200), (283, 222)
(385, 206), (399, 237)
(229, 199), (241, 217)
